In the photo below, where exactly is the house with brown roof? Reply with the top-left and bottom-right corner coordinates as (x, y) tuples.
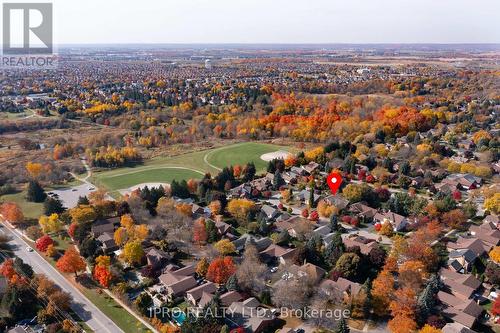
(320, 277), (361, 303)
(441, 322), (476, 333)
(158, 264), (197, 300)
(146, 248), (171, 270)
(349, 202), (378, 221)
(91, 217), (120, 237)
(185, 282), (216, 306)
(470, 222), (500, 248)
(259, 244), (297, 266)
(438, 291), (483, 329)
(287, 262), (326, 283)
(440, 268), (482, 300)
(373, 211), (409, 232)
(447, 237), (489, 257)
(302, 161), (320, 174)
(343, 234), (378, 256)
(324, 194), (349, 210)
(198, 290), (243, 309)
(96, 232), (118, 253)
(226, 298), (278, 333)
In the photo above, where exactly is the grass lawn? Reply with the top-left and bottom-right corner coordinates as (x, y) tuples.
(205, 142), (294, 172)
(79, 288), (150, 333)
(96, 168), (203, 192)
(92, 141), (296, 193)
(0, 191), (44, 220)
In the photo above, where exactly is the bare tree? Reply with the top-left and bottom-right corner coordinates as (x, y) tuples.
(236, 242), (268, 293)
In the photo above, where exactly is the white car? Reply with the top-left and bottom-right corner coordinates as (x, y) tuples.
(270, 267), (278, 273)
(26, 246), (33, 252)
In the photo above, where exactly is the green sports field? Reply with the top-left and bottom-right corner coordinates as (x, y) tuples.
(92, 142), (295, 193)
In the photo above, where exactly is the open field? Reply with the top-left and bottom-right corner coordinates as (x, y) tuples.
(92, 142), (296, 193)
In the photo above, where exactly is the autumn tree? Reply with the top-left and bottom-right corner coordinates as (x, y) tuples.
(196, 257), (209, 277)
(227, 199), (255, 226)
(93, 255), (112, 287)
(214, 239), (236, 256)
(236, 242), (267, 293)
(441, 209), (467, 231)
(38, 213), (62, 234)
(206, 257), (236, 284)
(35, 235), (54, 252)
(114, 227), (128, 247)
(56, 247), (86, 277)
(489, 246), (500, 264)
(122, 240), (144, 265)
(371, 269), (394, 316)
(419, 324), (442, 333)
(193, 217), (208, 245)
(1, 202), (24, 225)
(69, 205), (96, 224)
(208, 200), (221, 216)
(26, 161), (43, 179)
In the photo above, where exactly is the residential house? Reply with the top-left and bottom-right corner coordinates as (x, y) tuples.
(96, 232), (118, 253)
(233, 234), (272, 253)
(438, 291), (483, 329)
(483, 215), (499, 229)
(185, 282), (217, 306)
(261, 205), (281, 221)
(373, 211), (409, 232)
(343, 234), (378, 256)
(448, 249), (477, 273)
(274, 215), (312, 238)
(287, 263), (326, 283)
(442, 173), (482, 191)
(215, 220), (236, 238)
(226, 298), (278, 333)
(158, 264), (197, 300)
(441, 322), (476, 333)
(447, 237), (489, 258)
(349, 203), (378, 222)
(302, 161), (320, 174)
(324, 194), (349, 210)
(91, 217), (120, 237)
(294, 189), (321, 204)
(469, 222), (500, 248)
(259, 244), (297, 265)
(320, 278), (361, 303)
(146, 248), (170, 270)
(198, 290), (243, 309)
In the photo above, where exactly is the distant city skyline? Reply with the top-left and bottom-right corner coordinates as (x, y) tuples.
(51, 0), (500, 44)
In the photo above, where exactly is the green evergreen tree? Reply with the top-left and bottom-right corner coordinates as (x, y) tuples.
(44, 196), (65, 215)
(26, 180), (46, 202)
(334, 317), (350, 333)
(325, 232), (345, 267)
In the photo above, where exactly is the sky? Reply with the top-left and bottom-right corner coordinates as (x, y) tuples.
(48, 0), (500, 44)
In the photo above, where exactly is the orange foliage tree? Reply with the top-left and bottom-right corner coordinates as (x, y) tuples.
(206, 257), (236, 284)
(56, 246), (86, 277)
(1, 202), (24, 224)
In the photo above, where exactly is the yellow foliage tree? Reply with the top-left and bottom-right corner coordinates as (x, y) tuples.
(122, 240), (144, 265)
(227, 199), (255, 225)
(489, 246), (500, 264)
(26, 162), (43, 178)
(69, 205), (96, 224)
(39, 213), (62, 234)
(485, 193), (500, 214)
(214, 239), (236, 256)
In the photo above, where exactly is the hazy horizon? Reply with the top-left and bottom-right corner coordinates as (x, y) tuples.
(50, 0), (500, 44)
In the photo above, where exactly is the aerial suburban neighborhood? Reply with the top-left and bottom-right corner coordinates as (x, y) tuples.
(0, 1), (499, 333)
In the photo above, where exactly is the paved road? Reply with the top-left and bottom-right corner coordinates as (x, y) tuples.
(0, 221), (124, 333)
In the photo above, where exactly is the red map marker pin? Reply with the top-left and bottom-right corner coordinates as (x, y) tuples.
(327, 172), (343, 195)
